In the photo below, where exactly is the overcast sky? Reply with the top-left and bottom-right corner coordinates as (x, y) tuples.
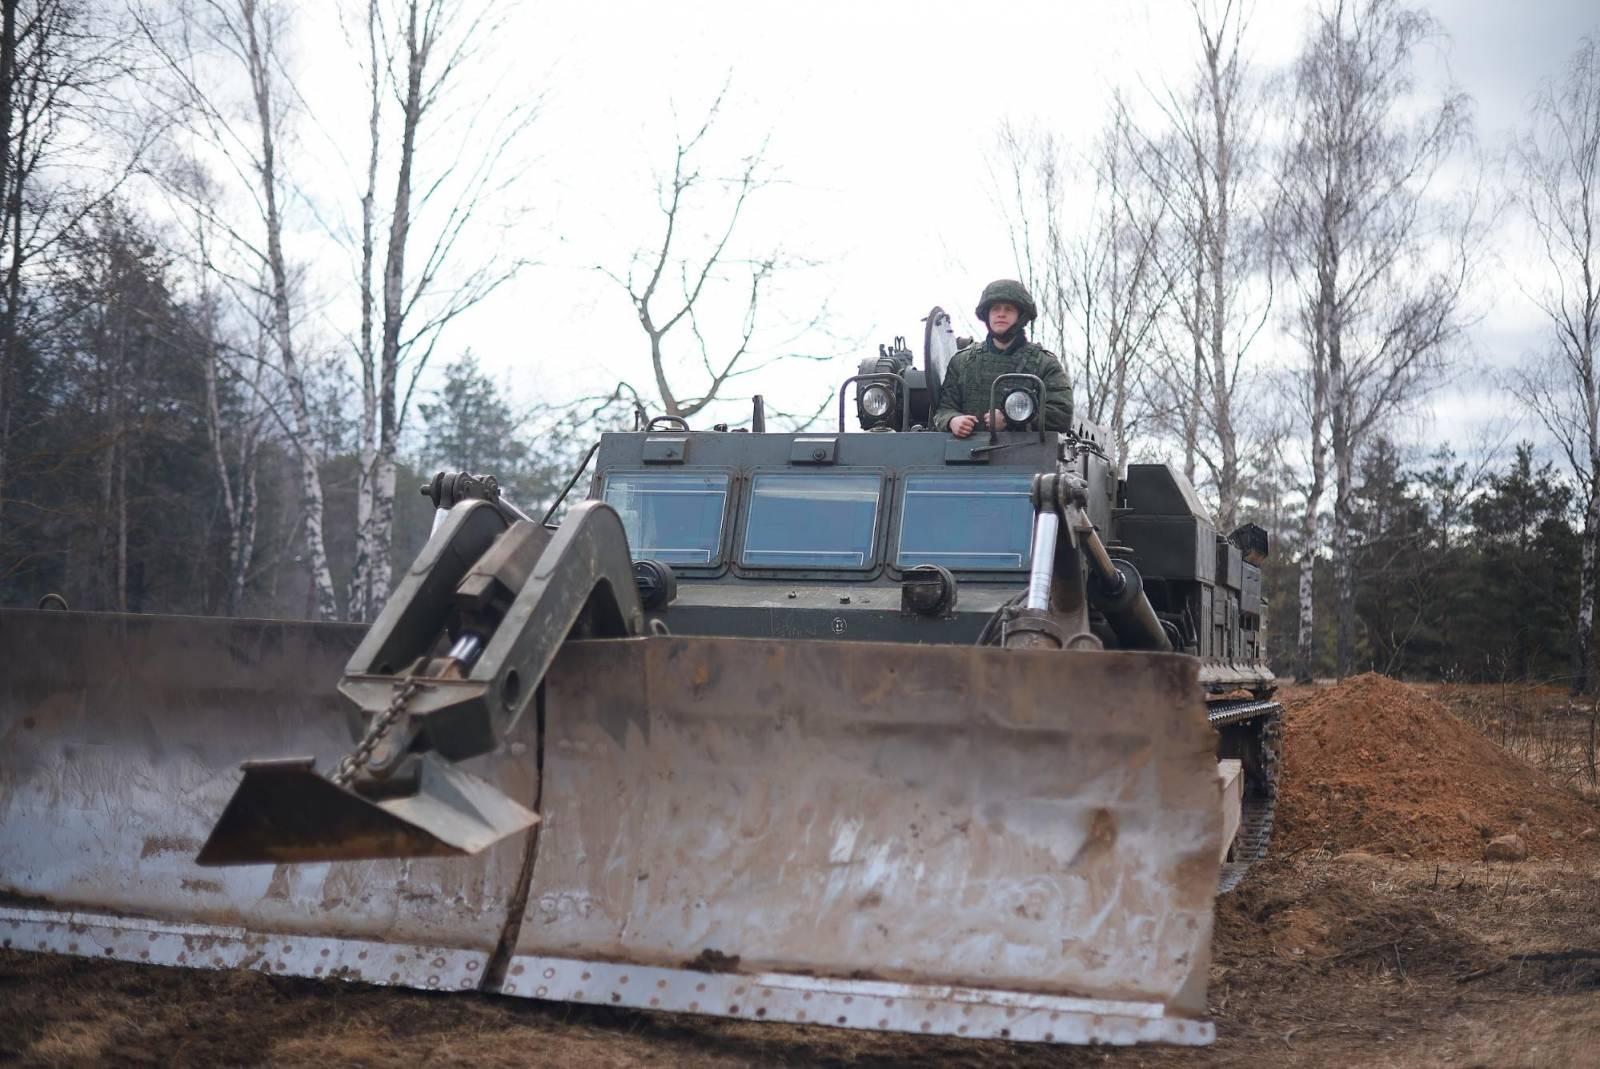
(276, 0), (1599, 471)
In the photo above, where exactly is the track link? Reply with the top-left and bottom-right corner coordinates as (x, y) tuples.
(1209, 699), (1282, 895)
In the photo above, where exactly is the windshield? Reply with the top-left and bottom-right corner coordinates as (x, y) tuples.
(602, 472), (730, 565)
(742, 473), (881, 569)
(896, 473), (1033, 570)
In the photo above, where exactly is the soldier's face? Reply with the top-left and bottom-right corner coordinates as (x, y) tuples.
(987, 302), (1019, 335)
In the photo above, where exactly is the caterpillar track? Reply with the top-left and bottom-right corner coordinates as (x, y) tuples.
(1209, 698), (1284, 894)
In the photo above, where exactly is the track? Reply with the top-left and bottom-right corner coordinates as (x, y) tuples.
(1208, 698), (1283, 894)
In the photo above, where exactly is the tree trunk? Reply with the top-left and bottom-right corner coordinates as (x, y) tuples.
(244, 7), (337, 620)
(0, 0), (16, 555)
(1295, 503), (1319, 684)
(346, 0), (384, 622)
(368, 0), (426, 615)
(1578, 479), (1599, 694)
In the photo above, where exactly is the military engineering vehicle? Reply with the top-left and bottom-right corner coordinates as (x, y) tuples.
(0, 308), (1280, 1048)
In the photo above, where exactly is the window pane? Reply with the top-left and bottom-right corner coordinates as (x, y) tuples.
(602, 472), (729, 565)
(896, 474), (1033, 570)
(742, 474), (881, 568)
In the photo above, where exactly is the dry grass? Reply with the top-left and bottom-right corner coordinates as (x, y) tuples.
(1425, 682), (1600, 801)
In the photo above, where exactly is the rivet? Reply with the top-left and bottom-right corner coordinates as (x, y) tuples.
(836, 1016), (847, 1025)
(428, 975), (440, 988)
(321, 948), (330, 957)
(884, 998), (894, 1007)
(544, 968), (556, 979)
(618, 974), (628, 984)
(581, 971), (591, 980)
(756, 1008), (767, 1018)
(802, 992), (813, 1001)
(649, 997), (660, 1007)
(921, 1021), (931, 1032)
(1000, 1028), (1011, 1039)
(657, 979), (667, 989)
(878, 1018), (888, 1028)
(536, 986), (547, 997)
(282, 945), (292, 953)
(728, 1004), (739, 1014)
(1045, 1032), (1054, 1042)
(696, 982), (706, 992)
(843, 996), (853, 1005)
(389, 972), (399, 982)
(612, 993), (622, 1003)
(689, 1001), (699, 1011)
(460, 978), (473, 989)
(511, 964), (524, 976)
(466, 961), (479, 971)
(433, 957), (446, 968)
(734, 985), (746, 996)
(358, 950), (368, 960)
(958, 1025), (968, 1035)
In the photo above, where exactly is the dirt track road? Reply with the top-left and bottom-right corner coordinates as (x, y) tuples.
(4, 856), (1598, 1068)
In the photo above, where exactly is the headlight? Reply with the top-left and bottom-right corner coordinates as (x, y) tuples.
(1003, 389), (1036, 423)
(860, 384), (892, 418)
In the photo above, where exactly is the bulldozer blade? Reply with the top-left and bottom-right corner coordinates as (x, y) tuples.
(1, 610), (1225, 1047)
(195, 755), (539, 866)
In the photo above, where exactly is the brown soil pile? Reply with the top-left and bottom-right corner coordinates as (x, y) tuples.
(1275, 673), (1600, 859)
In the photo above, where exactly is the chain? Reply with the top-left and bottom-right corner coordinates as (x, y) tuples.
(331, 676), (426, 787)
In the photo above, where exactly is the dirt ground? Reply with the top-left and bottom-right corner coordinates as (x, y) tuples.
(4, 679), (1600, 1069)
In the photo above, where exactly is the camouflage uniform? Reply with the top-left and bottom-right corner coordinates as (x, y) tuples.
(931, 279), (1073, 432)
(930, 338), (1074, 432)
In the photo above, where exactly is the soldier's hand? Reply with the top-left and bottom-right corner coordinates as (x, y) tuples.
(950, 414), (978, 438)
(988, 408), (1007, 430)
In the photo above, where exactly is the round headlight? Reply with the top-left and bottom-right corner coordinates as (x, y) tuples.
(1003, 389), (1036, 424)
(860, 384), (892, 418)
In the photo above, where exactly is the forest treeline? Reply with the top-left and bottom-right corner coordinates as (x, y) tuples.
(1, 0), (1597, 690)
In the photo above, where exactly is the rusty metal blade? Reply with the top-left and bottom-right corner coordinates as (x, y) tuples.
(0, 610), (1223, 1047)
(0, 609), (538, 956)
(195, 755), (539, 866)
(523, 636), (1222, 1021)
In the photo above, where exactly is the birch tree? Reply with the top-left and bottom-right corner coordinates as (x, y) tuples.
(1138, 0), (1273, 531)
(1276, 0), (1472, 679)
(1512, 36), (1600, 693)
(343, 0), (536, 621)
(994, 110), (1166, 475)
(143, 0), (340, 618)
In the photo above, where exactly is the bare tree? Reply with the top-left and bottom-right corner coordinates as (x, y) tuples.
(1276, 0), (1473, 679)
(604, 85), (830, 427)
(1137, 0), (1274, 532)
(993, 110), (1166, 475)
(1, 0), (166, 560)
(1512, 36), (1600, 693)
(141, 0), (341, 618)
(343, 0), (536, 621)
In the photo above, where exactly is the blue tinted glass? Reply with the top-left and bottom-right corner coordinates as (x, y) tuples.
(896, 474), (1033, 570)
(603, 472), (729, 565)
(742, 474), (881, 568)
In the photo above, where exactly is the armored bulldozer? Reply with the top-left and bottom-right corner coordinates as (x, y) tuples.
(0, 307), (1279, 1049)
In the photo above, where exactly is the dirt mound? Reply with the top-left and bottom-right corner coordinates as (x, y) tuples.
(1275, 674), (1600, 859)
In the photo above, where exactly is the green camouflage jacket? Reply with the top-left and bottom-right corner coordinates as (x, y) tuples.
(930, 336), (1074, 432)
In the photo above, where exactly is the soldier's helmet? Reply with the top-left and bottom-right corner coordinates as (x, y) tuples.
(975, 279), (1037, 328)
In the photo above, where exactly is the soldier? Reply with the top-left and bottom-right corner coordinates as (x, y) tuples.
(932, 280), (1073, 438)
